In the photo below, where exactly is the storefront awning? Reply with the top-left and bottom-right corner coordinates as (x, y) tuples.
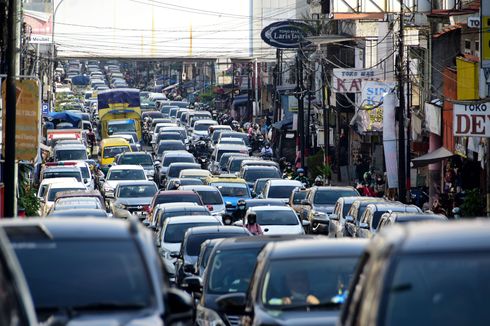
(411, 147), (454, 168)
(272, 115), (293, 130)
(163, 83), (179, 91)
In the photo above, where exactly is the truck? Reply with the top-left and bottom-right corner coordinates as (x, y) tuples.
(97, 88), (142, 140)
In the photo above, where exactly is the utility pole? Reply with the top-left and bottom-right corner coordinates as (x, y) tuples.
(5, 0), (19, 217)
(247, 63), (252, 122)
(295, 52), (305, 168)
(397, 5), (407, 203)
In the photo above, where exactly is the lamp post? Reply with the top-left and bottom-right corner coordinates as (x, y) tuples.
(50, 0), (66, 105)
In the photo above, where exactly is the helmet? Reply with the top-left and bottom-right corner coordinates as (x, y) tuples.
(297, 168), (304, 174)
(237, 199), (246, 210)
(173, 180), (181, 188)
(314, 176), (323, 186)
(247, 212), (257, 224)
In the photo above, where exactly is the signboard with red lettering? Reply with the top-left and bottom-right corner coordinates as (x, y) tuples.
(453, 102), (490, 137)
(332, 68), (383, 93)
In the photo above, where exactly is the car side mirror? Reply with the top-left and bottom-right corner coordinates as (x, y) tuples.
(345, 215), (354, 223)
(216, 293), (246, 314)
(182, 276), (202, 293)
(301, 220), (310, 227)
(164, 288), (194, 325)
(359, 222), (369, 230)
(330, 214), (339, 221)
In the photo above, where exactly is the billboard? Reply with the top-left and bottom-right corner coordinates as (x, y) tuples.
(453, 102), (490, 137)
(332, 68), (383, 93)
(330, 0), (431, 14)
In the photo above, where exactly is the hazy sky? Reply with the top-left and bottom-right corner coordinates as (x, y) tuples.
(54, 0), (252, 58)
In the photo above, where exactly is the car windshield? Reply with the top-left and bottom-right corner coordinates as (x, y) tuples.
(186, 232), (245, 256)
(43, 171), (82, 182)
(207, 247), (263, 294)
(168, 166), (199, 178)
(158, 133), (181, 141)
(196, 190), (222, 205)
(220, 155), (244, 169)
(155, 194), (201, 206)
(221, 133), (249, 145)
(158, 142), (185, 154)
(55, 197), (100, 207)
(119, 155), (153, 165)
(55, 149), (87, 161)
(314, 190), (358, 205)
(229, 158), (248, 173)
(118, 185), (157, 198)
(268, 186), (298, 199)
(214, 183), (250, 198)
(48, 188), (85, 201)
(108, 122), (136, 133)
(103, 146), (130, 159)
(13, 240), (153, 309)
(244, 169), (281, 183)
(384, 253), (490, 325)
(255, 209), (298, 225)
(262, 257), (359, 309)
(163, 222), (219, 243)
(195, 123), (214, 131)
(292, 191), (307, 204)
(107, 169), (145, 180)
(217, 149), (245, 161)
(163, 156), (194, 167)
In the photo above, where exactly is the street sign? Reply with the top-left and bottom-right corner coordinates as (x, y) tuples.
(453, 102), (490, 137)
(29, 34), (52, 44)
(261, 21), (313, 49)
(42, 102), (49, 115)
(467, 16), (480, 28)
(332, 68), (383, 93)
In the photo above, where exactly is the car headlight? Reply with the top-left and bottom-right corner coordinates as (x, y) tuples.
(196, 305), (226, 326)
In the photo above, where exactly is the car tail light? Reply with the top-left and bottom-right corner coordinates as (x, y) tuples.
(206, 205), (214, 211)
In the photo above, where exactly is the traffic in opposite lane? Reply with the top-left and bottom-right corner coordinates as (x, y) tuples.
(2, 60), (487, 326)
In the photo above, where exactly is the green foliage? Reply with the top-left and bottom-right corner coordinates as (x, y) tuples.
(18, 164), (40, 217)
(306, 149), (331, 180)
(199, 91), (215, 104)
(460, 188), (484, 217)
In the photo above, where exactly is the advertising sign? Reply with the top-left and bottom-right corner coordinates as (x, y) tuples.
(453, 102), (490, 137)
(1, 79), (40, 161)
(482, 16), (490, 68)
(361, 80), (396, 131)
(29, 34), (52, 44)
(261, 21), (313, 49)
(332, 68), (383, 93)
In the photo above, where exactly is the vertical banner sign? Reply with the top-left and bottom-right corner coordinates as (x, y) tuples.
(383, 93), (398, 188)
(1, 79), (40, 161)
(361, 81), (396, 131)
(483, 16), (490, 68)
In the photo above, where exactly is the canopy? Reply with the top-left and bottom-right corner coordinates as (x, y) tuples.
(411, 147), (454, 168)
(272, 115), (293, 130)
(46, 111), (82, 127)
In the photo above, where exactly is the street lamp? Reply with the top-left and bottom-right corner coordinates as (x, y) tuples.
(50, 0), (66, 104)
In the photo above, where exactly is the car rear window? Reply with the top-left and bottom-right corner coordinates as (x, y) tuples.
(314, 190), (359, 205)
(254, 209), (298, 225)
(185, 232), (247, 256)
(196, 190), (223, 205)
(243, 169), (281, 183)
(155, 193), (202, 206)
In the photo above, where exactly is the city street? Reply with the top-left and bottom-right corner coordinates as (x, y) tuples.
(0, 0), (489, 325)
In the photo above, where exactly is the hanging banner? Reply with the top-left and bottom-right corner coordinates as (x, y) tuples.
(453, 102), (490, 137)
(361, 80), (396, 131)
(383, 93), (398, 188)
(332, 68), (383, 93)
(1, 79), (41, 161)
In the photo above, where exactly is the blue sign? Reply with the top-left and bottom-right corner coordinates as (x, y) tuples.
(42, 102), (49, 115)
(261, 21), (313, 49)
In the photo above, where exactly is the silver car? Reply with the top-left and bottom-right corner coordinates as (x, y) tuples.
(111, 181), (158, 219)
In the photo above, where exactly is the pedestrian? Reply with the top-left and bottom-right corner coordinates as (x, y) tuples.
(86, 127), (96, 156)
(244, 212), (263, 236)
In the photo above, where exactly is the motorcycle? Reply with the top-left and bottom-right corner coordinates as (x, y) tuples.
(198, 156), (209, 170)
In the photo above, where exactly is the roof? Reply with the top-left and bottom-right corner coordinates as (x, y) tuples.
(43, 166), (80, 172)
(155, 202), (199, 209)
(40, 177), (78, 185)
(156, 190), (198, 196)
(100, 138), (130, 146)
(216, 234), (320, 251)
(392, 213), (447, 222)
(54, 144), (86, 150)
(186, 225), (249, 235)
(1, 218), (138, 240)
(312, 186), (358, 192)
(338, 196), (366, 204)
(242, 165), (279, 171)
(208, 178), (247, 184)
(215, 144), (248, 150)
(114, 180), (157, 187)
(162, 151), (193, 157)
(166, 215), (220, 224)
(108, 164), (144, 171)
(194, 119), (217, 125)
(179, 185), (220, 192)
(266, 179), (303, 186)
(377, 219), (490, 253)
(118, 151), (151, 156)
(366, 202), (419, 210)
(48, 182), (85, 189)
(267, 238), (368, 260)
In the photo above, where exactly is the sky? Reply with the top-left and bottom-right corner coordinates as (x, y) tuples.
(53, 0), (253, 58)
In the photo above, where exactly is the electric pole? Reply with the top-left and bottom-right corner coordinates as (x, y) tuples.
(397, 5), (406, 203)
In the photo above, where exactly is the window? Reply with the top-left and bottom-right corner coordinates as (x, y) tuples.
(475, 40), (480, 56)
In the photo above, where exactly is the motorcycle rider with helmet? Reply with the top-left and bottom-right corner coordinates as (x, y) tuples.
(282, 163), (294, 180)
(294, 168), (310, 187)
(232, 199), (247, 222)
(261, 143), (273, 159)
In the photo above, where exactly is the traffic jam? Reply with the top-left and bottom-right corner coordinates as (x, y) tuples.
(3, 60), (487, 326)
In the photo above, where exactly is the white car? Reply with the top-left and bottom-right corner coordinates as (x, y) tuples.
(239, 205), (309, 235)
(37, 177), (78, 200)
(261, 179), (304, 203)
(102, 165), (147, 200)
(191, 119), (218, 140)
(179, 185), (225, 216)
(41, 181), (87, 216)
(158, 215), (222, 275)
(57, 161), (95, 190)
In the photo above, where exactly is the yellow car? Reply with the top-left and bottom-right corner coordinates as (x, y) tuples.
(99, 137), (132, 174)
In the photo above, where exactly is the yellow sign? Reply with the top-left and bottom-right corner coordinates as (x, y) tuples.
(456, 57), (479, 100)
(483, 16), (490, 67)
(2, 79), (40, 161)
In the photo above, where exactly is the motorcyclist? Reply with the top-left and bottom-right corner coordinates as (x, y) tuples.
(86, 127), (96, 156)
(232, 199), (247, 222)
(314, 176), (323, 187)
(294, 168), (310, 187)
(261, 143), (273, 158)
(244, 212), (263, 236)
(282, 163), (294, 180)
(168, 180), (181, 190)
(231, 120), (240, 132)
(222, 214), (233, 225)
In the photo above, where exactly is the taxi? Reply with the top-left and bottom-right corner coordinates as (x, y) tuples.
(205, 175), (251, 212)
(99, 137), (132, 174)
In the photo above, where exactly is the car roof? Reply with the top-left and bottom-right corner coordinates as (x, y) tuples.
(215, 144), (248, 150)
(118, 152), (151, 156)
(338, 196), (368, 204)
(216, 234), (321, 251)
(108, 164), (145, 171)
(1, 218), (137, 240)
(391, 213), (447, 222)
(185, 225), (249, 235)
(100, 138), (130, 146)
(44, 166), (80, 172)
(155, 202), (199, 209)
(115, 181), (157, 187)
(162, 151), (193, 157)
(267, 238), (369, 259)
(194, 119), (216, 124)
(266, 179), (303, 186)
(179, 185), (220, 192)
(166, 215), (219, 224)
(312, 186), (358, 191)
(377, 219), (490, 253)
(250, 205), (294, 212)
(40, 177), (78, 185)
(245, 199), (287, 205)
(156, 190), (198, 196)
(54, 144), (86, 150)
(48, 182), (85, 189)
(48, 208), (108, 216)
(243, 165), (278, 170)
(366, 202), (420, 210)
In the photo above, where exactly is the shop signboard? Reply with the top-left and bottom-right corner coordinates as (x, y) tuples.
(332, 68), (383, 93)
(360, 80), (396, 132)
(453, 102), (490, 137)
(260, 21), (313, 49)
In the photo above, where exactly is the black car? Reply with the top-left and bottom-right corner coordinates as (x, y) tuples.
(342, 198), (389, 237)
(156, 140), (186, 158)
(340, 220), (490, 326)
(239, 166), (282, 189)
(190, 235), (318, 326)
(0, 228), (38, 325)
(3, 218), (193, 325)
(238, 238), (367, 326)
(175, 226), (251, 287)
